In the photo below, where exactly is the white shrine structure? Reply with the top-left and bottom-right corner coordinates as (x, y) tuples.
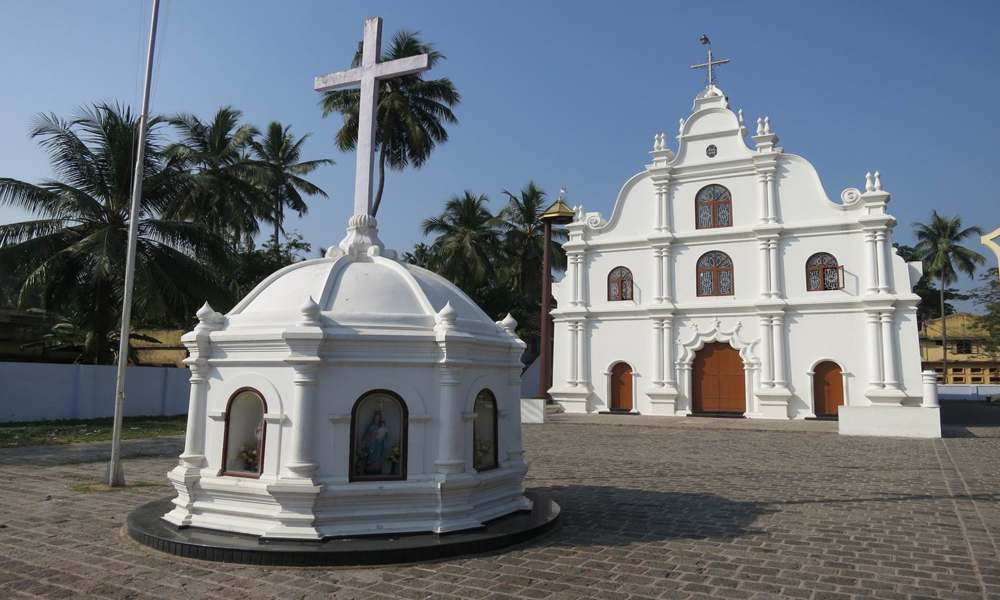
(162, 17), (532, 539)
(549, 44), (941, 437)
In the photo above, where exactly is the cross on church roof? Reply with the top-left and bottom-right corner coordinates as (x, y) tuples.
(315, 17), (431, 217)
(691, 35), (729, 88)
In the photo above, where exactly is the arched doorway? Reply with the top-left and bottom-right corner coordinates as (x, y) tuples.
(692, 342), (745, 414)
(813, 361), (844, 417)
(610, 362), (633, 411)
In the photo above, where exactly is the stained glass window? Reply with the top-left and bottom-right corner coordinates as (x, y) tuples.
(608, 267), (633, 301)
(696, 251), (734, 297)
(695, 184), (733, 229)
(473, 390), (498, 472)
(806, 253), (843, 291)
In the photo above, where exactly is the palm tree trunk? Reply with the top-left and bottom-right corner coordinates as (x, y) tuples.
(371, 148), (387, 217)
(940, 276), (948, 382)
(274, 195), (282, 259)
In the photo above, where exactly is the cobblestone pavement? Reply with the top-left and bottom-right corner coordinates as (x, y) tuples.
(1, 403), (999, 600)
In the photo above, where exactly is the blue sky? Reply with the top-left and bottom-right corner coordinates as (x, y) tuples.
(1, 1), (997, 308)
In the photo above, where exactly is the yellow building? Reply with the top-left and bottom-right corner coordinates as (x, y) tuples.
(919, 313), (1000, 384)
(131, 329), (188, 367)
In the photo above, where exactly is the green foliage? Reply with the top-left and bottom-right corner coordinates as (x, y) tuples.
(913, 211), (985, 286)
(971, 268), (1000, 359)
(0, 415), (187, 448)
(0, 103), (331, 364)
(320, 29), (460, 216)
(223, 232), (313, 307)
(0, 103), (232, 365)
(409, 183), (567, 338)
(895, 244), (968, 322)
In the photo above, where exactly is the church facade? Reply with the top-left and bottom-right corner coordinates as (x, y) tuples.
(549, 82), (934, 429)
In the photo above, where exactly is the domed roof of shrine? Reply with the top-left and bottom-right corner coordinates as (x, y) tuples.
(226, 253), (504, 335)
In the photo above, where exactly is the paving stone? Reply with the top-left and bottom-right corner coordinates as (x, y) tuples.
(1, 404), (1000, 599)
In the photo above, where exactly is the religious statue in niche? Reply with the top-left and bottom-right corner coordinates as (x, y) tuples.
(223, 390), (266, 477)
(352, 392), (406, 480)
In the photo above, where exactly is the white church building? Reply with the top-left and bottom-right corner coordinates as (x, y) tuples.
(549, 71), (940, 435)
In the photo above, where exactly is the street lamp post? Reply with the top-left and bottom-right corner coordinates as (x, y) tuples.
(537, 189), (575, 401)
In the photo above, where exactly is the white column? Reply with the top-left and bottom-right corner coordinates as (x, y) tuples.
(864, 231), (879, 294)
(653, 248), (664, 303)
(766, 173), (778, 223)
(759, 315), (774, 387)
(866, 311), (884, 389)
(652, 318), (664, 386)
(772, 313), (787, 388)
(285, 363), (319, 478)
(569, 321), (579, 387)
(658, 183), (672, 232)
(769, 240), (781, 298)
(576, 320), (587, 385)
(757, 174), (768, 223)
(759, 239), (771, 299)
(178, 360), (208, 468)
(435, 366), (465, 475)
(881, 228), (895, 294)
(922, 371), (940, 408)
(875, 230), (890, 294)
(655, 186), (664, 232)
(663, 318), (676, 386)
(574, 255), (585, 306)
(880, 311), (899, 390)
(662, 246), (673, 302)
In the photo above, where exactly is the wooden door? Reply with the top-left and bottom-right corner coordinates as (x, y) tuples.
(813, 361), (844, 416)
(610, 363), (633, 410)
(692, 342), (745, 413)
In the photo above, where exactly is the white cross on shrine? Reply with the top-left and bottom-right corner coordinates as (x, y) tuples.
(315, 17), (431, 217)
(691, 35), (729, 87)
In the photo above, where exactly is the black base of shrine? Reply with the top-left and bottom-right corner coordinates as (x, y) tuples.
(807, 415), (839, 421)
(127, 491), (559, 567)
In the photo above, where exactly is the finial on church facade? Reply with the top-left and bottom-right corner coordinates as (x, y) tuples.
(435, 301), (458, 331)
(738, 109), (744, 127)
(874, 171), (883, 192)
(653, 134), (659, 151)
(756, 117), (764, 136)
(501, 313), (518, 335)
(764, 117), (771, 134)
(865, 172), (874, 192)
(679, 118), (685, 135)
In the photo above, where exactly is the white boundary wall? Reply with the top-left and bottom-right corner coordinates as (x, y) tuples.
(938, 384), (1000, 401)
(0, 361), (190, 422)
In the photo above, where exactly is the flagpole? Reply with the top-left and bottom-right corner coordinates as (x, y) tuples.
(106, 0), (161, 487)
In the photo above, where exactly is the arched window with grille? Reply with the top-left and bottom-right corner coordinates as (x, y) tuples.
(696, 251), (734, 297)
(695, 184), (733, 229)
(472, 390), (498, 472)
(608, 267), (633, 301)
(806, 253), (844, 291)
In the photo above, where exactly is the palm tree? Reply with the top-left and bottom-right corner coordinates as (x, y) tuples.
(402, 242), (434, 268)
(251, 122), (333, 256)
(497, 182), (568, 298)
(913, 211), (985, 377)
(165, 106), (267, 243)
(320, 30), (460, 217)
(0, 103), (230, 365)
(422, 191), (499, 290)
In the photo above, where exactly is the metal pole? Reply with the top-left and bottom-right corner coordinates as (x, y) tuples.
(538, 221), (553, 400)
(105, 0), (161, 487)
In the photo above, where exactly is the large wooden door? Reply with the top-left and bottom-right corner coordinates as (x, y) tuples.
(813, 361), (844, 416)
(692, 342), (745, 413)
(610, 363), (633, 410)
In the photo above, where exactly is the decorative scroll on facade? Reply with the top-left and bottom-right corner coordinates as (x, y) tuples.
(697, 251), (734, 296)
(696, 184), (732, 229)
